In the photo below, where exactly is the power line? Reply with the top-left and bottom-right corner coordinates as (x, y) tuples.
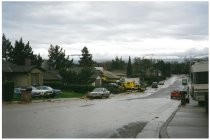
(68, 54), (81, 57)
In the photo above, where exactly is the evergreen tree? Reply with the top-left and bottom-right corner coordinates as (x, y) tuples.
(79, 46), (94, 68)
(2, 35), (43, 66)
(32, 53), (43, 67)
(2, 34), (13, 61)
(11, 38), (34, 65)
(78, 46), (94, 84)
(127, 56), (132, 77)
(48, 44), (73, 71)
(10, 38), (43, 66)
(111, 56), (125, 70)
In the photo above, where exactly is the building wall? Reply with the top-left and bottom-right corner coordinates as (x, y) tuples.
(9, 68), (43, 87)
(92, 76), (102, 87)
(13, 74), (28, 87)
(30, 68), (43, 86)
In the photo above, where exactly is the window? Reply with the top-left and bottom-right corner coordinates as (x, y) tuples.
(193, 72), (208, 84)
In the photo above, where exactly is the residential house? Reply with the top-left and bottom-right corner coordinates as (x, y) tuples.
(110, 70), (126, 78)
(41, 60), (63, 84)
(90, 70), (102, 87)
(71, 66), (103, 87)
(2, 60), (45, 87)
(43, 71), (62, 84)
(102, 70), (120, 83)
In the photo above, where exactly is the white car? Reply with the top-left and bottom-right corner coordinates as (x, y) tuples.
(36, 86), (62, 97)
(29, 86), (53, 98)
(88, 88), (110, 99)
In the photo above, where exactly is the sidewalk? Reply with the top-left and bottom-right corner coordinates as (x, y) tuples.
(161, 99), (208, 138)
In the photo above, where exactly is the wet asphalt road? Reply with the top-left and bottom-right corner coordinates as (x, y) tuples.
(2, 75), (182, 138)
(143, 79), (181, 99)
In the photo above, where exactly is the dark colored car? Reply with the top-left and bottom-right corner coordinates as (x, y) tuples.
(171, 90), (181, 100)
(152, 82), (158, 88)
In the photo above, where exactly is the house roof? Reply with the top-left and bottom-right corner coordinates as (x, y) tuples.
(110, 70), (126, 77)
(41, 60), (50, 70)
(103, 70), (120, 79)
(43, 71), (62, 81)
(90, 70), (102, 79)
(2, 60), (45, 73)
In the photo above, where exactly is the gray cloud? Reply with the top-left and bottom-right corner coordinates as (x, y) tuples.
(2, 1), (209, 60)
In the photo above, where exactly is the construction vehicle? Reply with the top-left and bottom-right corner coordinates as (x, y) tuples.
(119, 77), (146, 91)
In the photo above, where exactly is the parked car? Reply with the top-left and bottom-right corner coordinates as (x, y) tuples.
(152, 82), (158, 88)
(158, 81), (165, 85)
(87, 88), (110, 99)
(170, 90), (181, 100)
(29, 86), (53, 98)
(14, 88), (21, 95)
(36, 86), (62, 97)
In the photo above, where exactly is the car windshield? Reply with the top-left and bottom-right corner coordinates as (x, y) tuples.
(37, 86), (52, 90)
(92, 88), (104, 92)
(42, 86), (52, 90)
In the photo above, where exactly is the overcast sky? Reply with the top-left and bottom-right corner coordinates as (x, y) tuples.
(2, 1), (209, 62)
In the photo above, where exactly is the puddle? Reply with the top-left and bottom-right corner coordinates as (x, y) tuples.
(80, 104), (94, 107)
(110, 121), (147, 138)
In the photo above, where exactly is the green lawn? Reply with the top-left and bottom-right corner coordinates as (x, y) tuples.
(55, 91), (85, 98)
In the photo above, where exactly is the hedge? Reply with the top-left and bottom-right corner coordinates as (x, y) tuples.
(43, 81), (63, 89)
(2, 81), (14, 102)
(63, 84), (95, 93)
(103, 84), (126, 94)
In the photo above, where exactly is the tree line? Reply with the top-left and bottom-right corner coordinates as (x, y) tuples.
(2, 34), (191, 86)
(2, 34), (94, 85)
(2, 34), (43, 66)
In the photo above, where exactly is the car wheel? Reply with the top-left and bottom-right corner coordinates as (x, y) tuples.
(44, 94), (49, 98)
(51, 94), (55, 98)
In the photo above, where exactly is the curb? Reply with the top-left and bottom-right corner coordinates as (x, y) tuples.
(159, 103), (181, 138)
(4, 98), (82, 105)
(136, 102), (181, 138)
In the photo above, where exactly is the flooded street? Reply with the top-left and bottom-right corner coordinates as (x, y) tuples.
(3, 76), (182, 138)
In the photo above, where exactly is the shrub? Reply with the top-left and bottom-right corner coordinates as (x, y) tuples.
(104, 84), (125, 94)
(63, 84), (95, 93)
(2, 81), (14, 102)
